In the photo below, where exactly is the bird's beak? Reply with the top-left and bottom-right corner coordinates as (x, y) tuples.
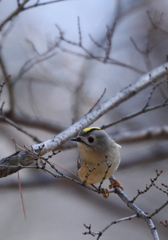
(71, 137), (82, 142)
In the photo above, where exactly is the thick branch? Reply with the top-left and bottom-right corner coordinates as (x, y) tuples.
(0, 151), (33, 177)
(31, 63), (168, 155)
(0, 63), (167, 177)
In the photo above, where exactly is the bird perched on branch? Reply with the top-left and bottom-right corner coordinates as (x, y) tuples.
(71, 127), (122, 197)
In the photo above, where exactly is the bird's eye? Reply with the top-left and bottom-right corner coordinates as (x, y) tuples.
(88, 136), (94, 143)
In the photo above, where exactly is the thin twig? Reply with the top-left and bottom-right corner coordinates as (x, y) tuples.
(104, 19), (117, 62)
(101, 101), (168, 130)
(26, 39), (40, 55)
(55, 24), (144, 74)
(89, 34), (106, 50)
(143, 77), (167, 109)
(0, 78), (7, 95)
(15, 52), (56, 81)
(0, 0), (69, 31)
(0, 102), (42, 143)
(150, 201), (168, 217)
(18, 172), (26, 220)
(77, 16), (82, 46)
(0, 112), (66, 133)
(12, 138), (27, 220)
(0, 0), (29, 31)
(86, 88), (106, 114)
(131, 170), (163, 202)
(152, 182), (168, 195)
(0, 50), (14, 113)
(23, 0), (70, 11)
(147, 11), (164, 29)
(160, 220), (168, 228)
(83, 215), (137, 239)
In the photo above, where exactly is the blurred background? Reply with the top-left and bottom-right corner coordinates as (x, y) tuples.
(0, 0), (168, 239)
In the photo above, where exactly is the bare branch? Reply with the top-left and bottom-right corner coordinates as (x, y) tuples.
(0, 112), (66, 133)
(15, 51), (56, 81)
(77, 16), (82, 46)
(55, 24), (144, 74)
(150, 201), (168, 218)
(84, 174), (164, 240)
(104, 19), (117, 62)
(130, 37), (145, 54)
(131, 170), (163, 202)
(89, 34), (106, 51)
(101, 101), (168, 130)
(23, 0), (70, 11)
(131, 11), (166, 72)
(86, 88), (106, 114)
(0, 17), (16, 44)
(71, 64), (87, 123)
(0, 0), (29, 31)
(13, 36), (62, 81)
(31, 63), (168, 155)
(2, 148), (107, 196)
(113, 125), (168, 144)
(147, 11), (164, 29)
(152, 182), (168, 196)
(26, 39), (40, 55)
(160, 220), (168, 228)
(0, 77), (7, 95)
(0, 151), (34, 177)
(0, 51), (14, 113)
(0, 63), (167, 177)
(114, 186), (160, 240)
(0, 0), (69, 31)
(0, 102), (42, 143)
(83, 215), (137, 239)
(17, 172), (26, 220)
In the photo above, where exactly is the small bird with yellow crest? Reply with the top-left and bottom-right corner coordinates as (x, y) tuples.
(71, 127), (122, 193)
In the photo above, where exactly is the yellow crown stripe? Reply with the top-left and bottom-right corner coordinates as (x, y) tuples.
(83, 127), (100, 133)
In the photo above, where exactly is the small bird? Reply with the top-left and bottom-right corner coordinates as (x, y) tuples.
(71, 127), (121, 189)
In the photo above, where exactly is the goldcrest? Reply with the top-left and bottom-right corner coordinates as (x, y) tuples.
(71, 127), (121, 185)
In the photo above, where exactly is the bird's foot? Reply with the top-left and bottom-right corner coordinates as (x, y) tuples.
(101, 188), (109, 199)
(109, 178), (123, 190)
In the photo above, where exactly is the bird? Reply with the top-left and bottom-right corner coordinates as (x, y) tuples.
(71, 127), (122, 197)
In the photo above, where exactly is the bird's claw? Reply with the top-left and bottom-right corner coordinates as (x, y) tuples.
(109, 178), (123, 190)
(101, 188), (109, 199)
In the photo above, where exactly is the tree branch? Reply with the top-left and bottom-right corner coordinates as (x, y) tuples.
(0, 0), (68, 31)
(0, 102), (42, 143)
(114, 186), (159, 240)
(0, 112), (66, 133)
(55, 24), (145, 74)
(0, 63), (167, 177)
(31, 63), (168, 155)
(113, 125), (168, 144)
(0, 0), (29, 31)
(0, 151), (34, 177)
